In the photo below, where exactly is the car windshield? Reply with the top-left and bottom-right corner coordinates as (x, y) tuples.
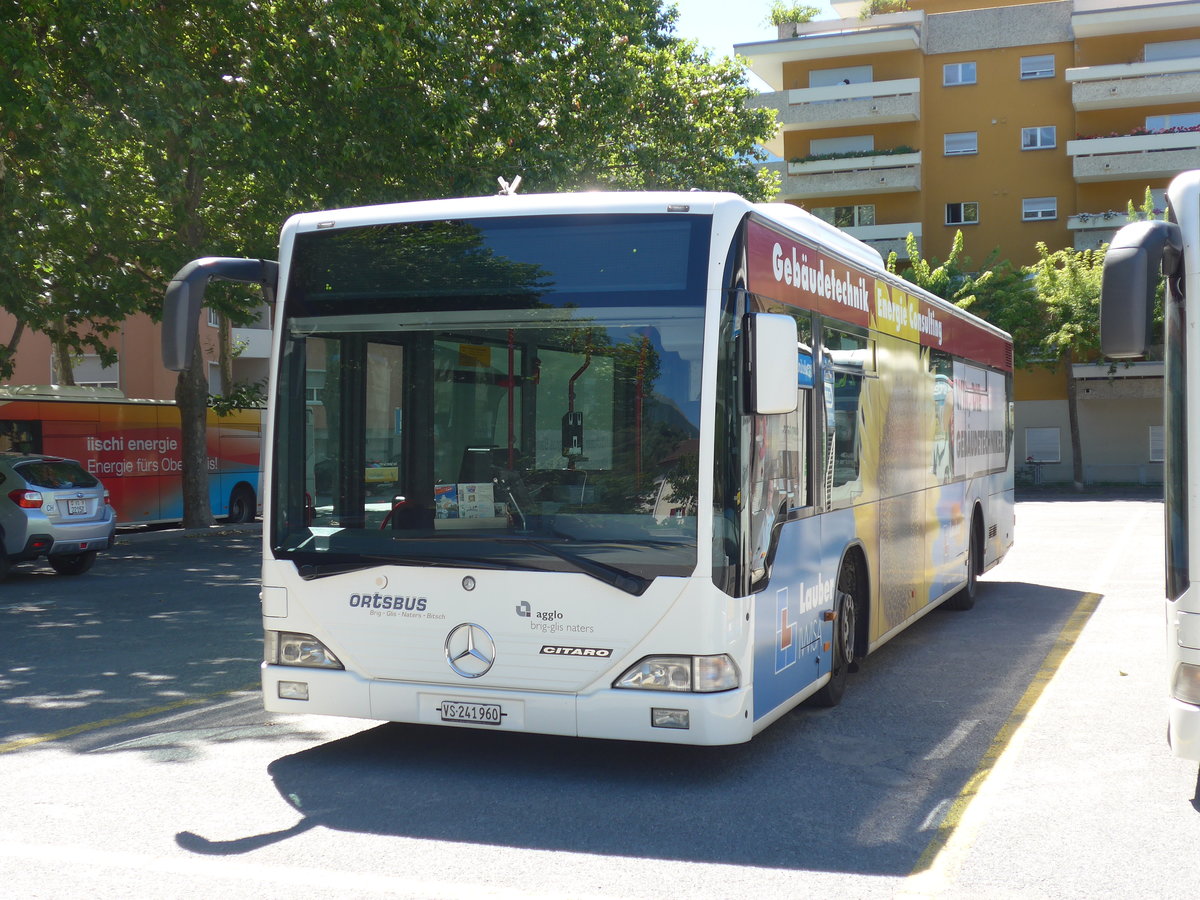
(16, 460), (99, 489)
(271, 213), (710, 590)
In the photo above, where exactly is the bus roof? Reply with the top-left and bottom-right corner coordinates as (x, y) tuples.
(280, 189), (1010, 354)
(0, 385), (172, 405)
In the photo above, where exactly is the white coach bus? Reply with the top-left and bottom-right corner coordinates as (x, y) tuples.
(1100, 169), (1200, 760)
(162, 190), (1014, 745)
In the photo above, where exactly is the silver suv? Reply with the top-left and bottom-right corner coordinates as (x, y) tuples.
(0, 453), (116, 578)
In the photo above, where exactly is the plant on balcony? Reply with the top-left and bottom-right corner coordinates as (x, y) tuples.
(1127, 186), (1166, 223)
(1077, 188), (1165, 225)
(1075, 123), (1200, 140)
(766, 2), (821, 26)
(859, 0), (909, 18)
(789, 145), (916, 164)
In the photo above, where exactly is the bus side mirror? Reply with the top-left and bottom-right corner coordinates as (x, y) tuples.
(1100, 220), (1182, 360)
(748, 313), (799, 415)
(162, 257), (280, 371)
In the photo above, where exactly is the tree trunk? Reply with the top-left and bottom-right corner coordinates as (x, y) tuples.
(0, 319), (26, 380)
(1065, 355), (1085, 492)
(217, 311), (233, 396)
(175, 335), (215, 527)
(54, 337), (76, 386)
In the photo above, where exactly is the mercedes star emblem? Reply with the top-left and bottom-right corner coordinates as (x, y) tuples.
(444, 622), (496, 678)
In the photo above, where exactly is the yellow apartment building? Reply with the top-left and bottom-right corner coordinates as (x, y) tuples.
(735, 0), (1200, 485)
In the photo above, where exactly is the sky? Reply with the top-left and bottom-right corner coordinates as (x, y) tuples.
(669, 0), (838, 61)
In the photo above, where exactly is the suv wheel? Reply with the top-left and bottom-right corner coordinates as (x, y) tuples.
(49, 551), (97, 576)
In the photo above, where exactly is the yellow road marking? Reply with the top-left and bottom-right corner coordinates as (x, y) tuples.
(0, 683), (260, 755)
(908, 591), (1102, 881)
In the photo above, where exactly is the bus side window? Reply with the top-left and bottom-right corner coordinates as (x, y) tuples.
(823, 327), (871, 500)
(0, 419), (42, 454)
(747, 312), (812, 586)
(931, 348), (954, 482)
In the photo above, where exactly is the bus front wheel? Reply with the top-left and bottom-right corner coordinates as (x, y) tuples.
(811, 558), (861, 708)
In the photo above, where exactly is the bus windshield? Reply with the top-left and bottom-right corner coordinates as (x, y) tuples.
(271, 214), (711, 591)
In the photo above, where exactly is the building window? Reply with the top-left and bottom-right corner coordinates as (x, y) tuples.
(809, 134), (874, 156)
(306, 370), (327, 405)
(808, 65), (873, 88)
(1021, 126), (1056, 150)
(944, 132), (978, 156)
(1146, 111), (1200, 132)
(1025, 427), (1060, 463)
(945, 202), (979, 226)
(943, 62), (976, 86)
(1022, 197), (1057, 221)
(1145, 39), (1200, 62)
(1020, 55), (1055, 79)
(207, 307), (220, 328)
(1150, 425), (1165, 463)
(811, 205), (876, 228)
(54, 354), (120, 389)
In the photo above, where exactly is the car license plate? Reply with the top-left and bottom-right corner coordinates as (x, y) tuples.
(67, 499), (87, 515)
(438, 701), (502, 725)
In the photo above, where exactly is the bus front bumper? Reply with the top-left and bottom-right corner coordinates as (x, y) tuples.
(261, 663), (754, 746)
(1168, 697), (1200, 761)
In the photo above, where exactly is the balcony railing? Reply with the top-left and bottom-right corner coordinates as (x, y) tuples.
(1066, 131), (1200, 182)
(734, 10), (922, 92)
(232, 325), (272, 359)
(1072, 0), (1200, 39)
(769, 152), (921, 200)
(843, 222), (922, 259)
(1067, 57), (1200, 110)
(751, 79), (920, 156)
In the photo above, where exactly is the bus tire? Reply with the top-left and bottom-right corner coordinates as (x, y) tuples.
(811, 556), (862, 708)
(946, 512), (982, 611)
(226, 485), (256, 524)
(50, 551), (97, 576)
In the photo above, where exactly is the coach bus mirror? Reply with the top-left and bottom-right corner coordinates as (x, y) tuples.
(748, 313), (799, 415)
(162, 257), (280, 371)
(1100, 220), (1182, 360)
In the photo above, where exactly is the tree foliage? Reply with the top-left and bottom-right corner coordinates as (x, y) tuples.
(886, 230), (992, 307)
(1029, 242), (1105, 365)
(3, 0), (777, 525)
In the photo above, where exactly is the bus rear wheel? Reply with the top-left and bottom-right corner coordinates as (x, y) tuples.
(226, 485), (256, 524)
(946, 513), (982, 611)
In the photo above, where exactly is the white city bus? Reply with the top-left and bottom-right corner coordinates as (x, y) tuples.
(162, 191), (1014, 745)
(1100, 169), (1200, 761)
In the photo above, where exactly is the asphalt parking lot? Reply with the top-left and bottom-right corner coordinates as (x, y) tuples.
(3, 496), (1200, 898)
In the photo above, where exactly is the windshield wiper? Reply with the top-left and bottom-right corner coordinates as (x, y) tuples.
(285, 540), (652, 595)
(510, 539), (652, 596)
(292, 554), (544, 581)
(412, 535), (651, 595)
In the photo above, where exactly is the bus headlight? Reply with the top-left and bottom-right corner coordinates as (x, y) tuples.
(1172, 662), (1200, 705)
(266, 631), (343, 669)
(613, 654), (739, 693)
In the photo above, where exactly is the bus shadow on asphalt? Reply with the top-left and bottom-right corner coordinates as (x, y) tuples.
(178, 579), (1092, 876)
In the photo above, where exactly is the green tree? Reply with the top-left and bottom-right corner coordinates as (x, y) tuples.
(3, 1), (777, 527)
(885, 230), (992, 306)
(766, 3), (821, 27)
(0, 7), (154, 382)
(1028, 242), (1106, 491)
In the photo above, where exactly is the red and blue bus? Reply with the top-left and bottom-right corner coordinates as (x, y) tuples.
(0, 385), (262, 526)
